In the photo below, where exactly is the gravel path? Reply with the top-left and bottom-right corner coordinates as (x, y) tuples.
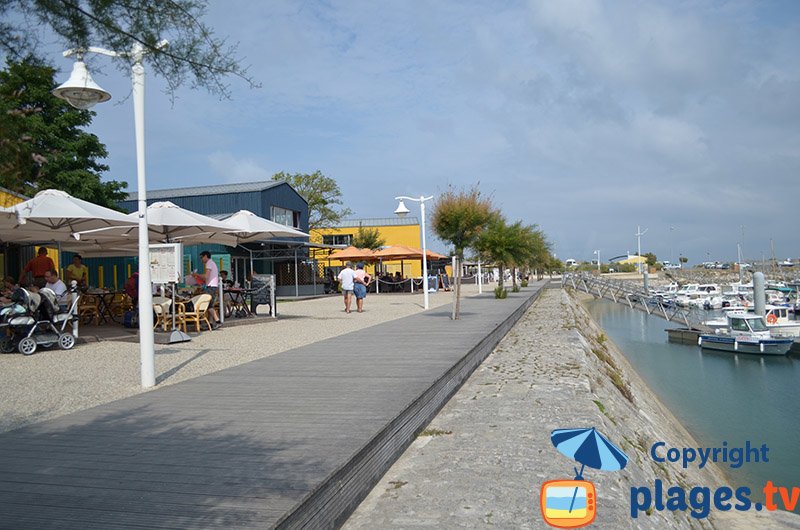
(0, 285), (483, 433)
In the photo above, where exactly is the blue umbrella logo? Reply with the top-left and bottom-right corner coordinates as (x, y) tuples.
(549, 427), (629, 515)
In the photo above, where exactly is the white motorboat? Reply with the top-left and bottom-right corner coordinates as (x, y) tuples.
(698, 313), (794, 356)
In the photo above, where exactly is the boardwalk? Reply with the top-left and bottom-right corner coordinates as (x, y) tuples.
(0, 282), (545, 529)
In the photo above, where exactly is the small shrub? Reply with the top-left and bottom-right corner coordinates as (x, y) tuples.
(520, 280), (528, 287)
(512, 284), (521, 293)
(494, 286), (508, 299)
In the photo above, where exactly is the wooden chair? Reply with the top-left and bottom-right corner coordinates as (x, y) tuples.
(109, 293), (134, 319)
(175, 293), (212, 333)
(77, 294), (101, 325)
(152, 296), (173, 331)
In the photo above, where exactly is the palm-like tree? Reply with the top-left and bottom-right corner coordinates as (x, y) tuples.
(477, 220), (549, 296)
(431, 186), (496, 319)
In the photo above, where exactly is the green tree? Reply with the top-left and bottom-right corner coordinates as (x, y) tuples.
(679, 255), (688, 264)
(476, 219), (546, 296)
(0, 58), (127, 208)
(351, 225), (385, 250)
(272, 171), (352, 231)
(643, 252), (658, 267)
(0, 0), (255, 98)
(431, 185), (496, 318)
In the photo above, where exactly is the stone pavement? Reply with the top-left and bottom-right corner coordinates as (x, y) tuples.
(344, 288), (800, 529)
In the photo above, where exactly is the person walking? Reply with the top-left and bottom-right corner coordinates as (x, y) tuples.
(353, 263), (371, 313)
(20, 247), (55, 288)
(337, 262), (357, 314)
(194, 251), (222, 329)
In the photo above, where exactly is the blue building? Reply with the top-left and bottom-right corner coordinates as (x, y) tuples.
(114, 180), (316, 294)
(119, 180), (309, 233)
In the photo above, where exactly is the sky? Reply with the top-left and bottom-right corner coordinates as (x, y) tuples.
(28, 1), (800, 263)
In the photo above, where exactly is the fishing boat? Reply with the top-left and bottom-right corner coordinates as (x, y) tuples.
(698, 313), (794, 356)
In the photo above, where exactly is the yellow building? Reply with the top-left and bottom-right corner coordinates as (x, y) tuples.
(0, 186), (26, 208)
(616, 254), (647, 266)
(311, 217), (426, 277)
(0, 187), (30, 277)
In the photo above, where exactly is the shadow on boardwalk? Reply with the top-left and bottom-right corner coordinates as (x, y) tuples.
(0, 406), (316, 529)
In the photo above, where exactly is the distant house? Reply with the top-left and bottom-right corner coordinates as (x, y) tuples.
(609, 254), (647, 266)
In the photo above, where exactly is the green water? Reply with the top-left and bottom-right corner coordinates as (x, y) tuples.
(584, 298), (800, 508)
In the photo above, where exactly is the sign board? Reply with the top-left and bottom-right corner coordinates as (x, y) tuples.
(149, 243), (183, 284)
(251, 274), (276, 318)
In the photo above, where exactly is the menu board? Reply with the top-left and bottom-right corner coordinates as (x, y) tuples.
(149, 243), (183, 284)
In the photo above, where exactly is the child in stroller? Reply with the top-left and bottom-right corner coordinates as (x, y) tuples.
(0, 284), (78, 355)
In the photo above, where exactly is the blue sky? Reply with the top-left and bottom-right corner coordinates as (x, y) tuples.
(38, 1), (800, 263)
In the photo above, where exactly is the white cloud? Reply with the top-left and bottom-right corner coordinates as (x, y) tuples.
(207, 151), (273, 183)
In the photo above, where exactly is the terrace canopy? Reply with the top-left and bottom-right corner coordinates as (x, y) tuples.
(74, 201), (239, 249)
(222, 210), (309, 242)
(2, 189), (136, 243)
(325, 246), (376, 262)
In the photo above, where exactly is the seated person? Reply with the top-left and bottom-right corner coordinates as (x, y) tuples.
(220, 270), (235, 288)
(66, 254), (89, 290)
(44, 269), (69, 310)
(1, 276), (18, 300)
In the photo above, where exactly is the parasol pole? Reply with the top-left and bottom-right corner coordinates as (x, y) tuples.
(568, 463), (586, 513)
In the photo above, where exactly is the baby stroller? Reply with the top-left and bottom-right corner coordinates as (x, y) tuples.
(0, 287), (77, 355)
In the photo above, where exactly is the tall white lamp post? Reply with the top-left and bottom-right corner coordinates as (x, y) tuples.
(53, 42), (166, 389)
(394, 195), (433, 310)
(635, 225), (648, 275)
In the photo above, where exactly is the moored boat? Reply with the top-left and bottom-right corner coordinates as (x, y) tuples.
(698, 313), (794, 356)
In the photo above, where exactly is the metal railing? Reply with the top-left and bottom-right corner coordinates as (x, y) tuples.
(562, 272), (711, 331)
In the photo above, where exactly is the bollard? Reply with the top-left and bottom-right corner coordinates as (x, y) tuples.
(753, 272), (766, 317)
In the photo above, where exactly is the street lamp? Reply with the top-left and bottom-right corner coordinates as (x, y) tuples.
(635, 225), (648, 275)
(394, 195), (433, 310)
(593, 250), (600, 273)
(54, 42), (167, 389)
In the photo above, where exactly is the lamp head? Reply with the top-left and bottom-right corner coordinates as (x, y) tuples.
(394, 200), (410, 218)
(52, 60), (111, 109)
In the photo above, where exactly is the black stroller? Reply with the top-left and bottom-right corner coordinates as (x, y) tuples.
(0, 286), (77, 355)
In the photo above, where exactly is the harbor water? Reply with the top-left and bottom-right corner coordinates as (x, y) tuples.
(584, 298), (800, 508)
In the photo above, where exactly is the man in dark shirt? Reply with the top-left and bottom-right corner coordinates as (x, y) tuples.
(20, 247), (55, 288)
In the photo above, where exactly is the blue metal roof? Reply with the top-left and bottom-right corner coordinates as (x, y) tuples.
(336, 217), (419, 228)
(125, 180), (283, 201)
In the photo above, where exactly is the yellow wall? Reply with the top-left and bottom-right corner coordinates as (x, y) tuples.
(0, 189), (25, 208)
(311, 222), (425, 277)
(0, 190), (25, 277)
(618, 255), (647, 265)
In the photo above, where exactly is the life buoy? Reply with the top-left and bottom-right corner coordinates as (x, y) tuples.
(766, 314), (777, 324)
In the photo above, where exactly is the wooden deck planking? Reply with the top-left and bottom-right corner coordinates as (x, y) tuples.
(0, 284), (546, 529)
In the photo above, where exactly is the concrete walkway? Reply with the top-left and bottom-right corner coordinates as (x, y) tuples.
(0, 282), (545, 529)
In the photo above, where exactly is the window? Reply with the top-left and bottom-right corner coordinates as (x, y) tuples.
(323, 234), (352, 246)
(272, 206), (299, 228)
